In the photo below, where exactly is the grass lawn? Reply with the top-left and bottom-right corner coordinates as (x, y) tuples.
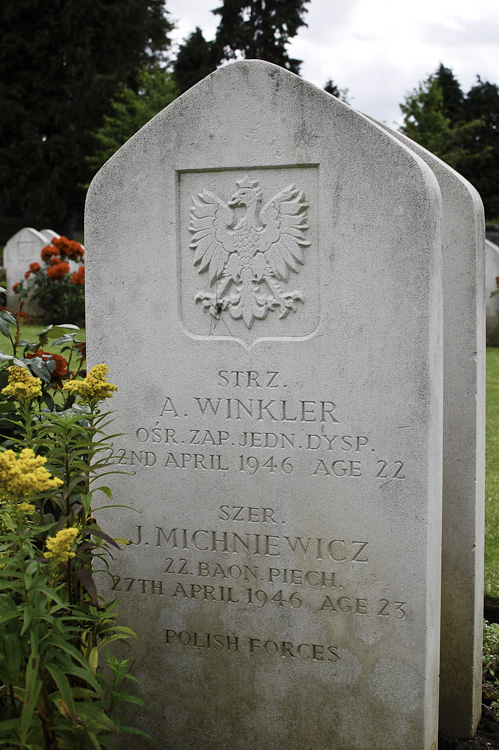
(486, 347), (499, 607)
(15, 321), (85, 352)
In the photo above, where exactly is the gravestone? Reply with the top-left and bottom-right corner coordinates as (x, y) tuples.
(485, 239), (499, 346)
(86, 61), (443, 749)
(39, 229), (60, 243)
(374, 122), (485, 739)
(3, 227), (47, 314)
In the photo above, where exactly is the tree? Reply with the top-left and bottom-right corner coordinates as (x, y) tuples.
(400, 75), (454, 157)
(212, 0), (309, 74)
(462, 77), (499, 218)
(88, 66), (178, 174)
(400, 66), (499, 219)
(324, 79), (349, 104)
(173, 27), (219, 95)
(0, 0), (173, 240)
(435, 63), (464, 123)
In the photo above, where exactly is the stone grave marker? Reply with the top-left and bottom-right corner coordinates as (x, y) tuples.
(39, 229), (60, 243)
(86, 61), (443, 749)
(373, 122), (485, 739)
(3, 227), (47, 314)
(485, 239), (499, 346)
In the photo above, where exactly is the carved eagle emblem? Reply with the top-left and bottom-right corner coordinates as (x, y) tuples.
(188, 176), (310, 329)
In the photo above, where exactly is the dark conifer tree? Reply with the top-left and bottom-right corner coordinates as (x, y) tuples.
(0, 0), (173, 238)
(435, 64), (464, 123)
(173, 27), (219, 94)
(462, 77), (499, 218)
(212, 0), (309, 74)
(324, 79), (349, 103)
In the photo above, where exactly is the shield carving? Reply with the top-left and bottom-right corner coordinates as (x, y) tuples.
(178, 167), (319, 348)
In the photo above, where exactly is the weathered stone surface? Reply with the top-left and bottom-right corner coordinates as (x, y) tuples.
(485, 239), (499, 346)
(3, 227), (47, 314)
(39, 229), (60, 243)
(86, 62), (443, 749)
(375, 124), (485, 739)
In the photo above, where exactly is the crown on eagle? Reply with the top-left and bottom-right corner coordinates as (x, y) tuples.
(235, 175), (260, 190)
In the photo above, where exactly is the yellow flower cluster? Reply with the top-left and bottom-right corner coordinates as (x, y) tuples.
(44, 527), (78, 563)
(2, 366), (42, 402)
(63, 364), (118, 405)
(0, 448), (63, 499)
(18, 501), (35, 514)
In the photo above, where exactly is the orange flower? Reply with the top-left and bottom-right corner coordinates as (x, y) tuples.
(24, 270), (31, 279)
(71, 266), (85, 285)
(52, 236), (70, 252)
(41, 244), (60, 263)
(47, 262), (70, 280)
(26, 350), (68, 382)
(29, 262), (41, 273)
(12, 283), (19, 293)
(67, 240), (84, 260)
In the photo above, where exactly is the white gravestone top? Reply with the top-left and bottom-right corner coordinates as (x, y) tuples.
(485, 239), (499, 346)
(3, 227), (48, 314)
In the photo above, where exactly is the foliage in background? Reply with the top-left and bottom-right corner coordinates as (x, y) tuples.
(88, 66), (178, 175)
(172, 27), (219, 95)
(0, 311), (149, 748)
(0, 0), (173, 239)
(14, 236), (85, 325)
(400, 64), (499, 220)
(324, 79), (350, 103)
(212, 0), (310, 74)
(483, 620), (499, 719)
(485, 347), (499, 606)
(92, 0), (316, 165)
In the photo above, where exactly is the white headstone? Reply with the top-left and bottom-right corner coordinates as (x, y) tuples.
(374, 123), (485, 739)
(86, 61), (443, 749)
(485, 239), (499, 346)
(39, 229), (60, 243)
(3, 227), (47, 314)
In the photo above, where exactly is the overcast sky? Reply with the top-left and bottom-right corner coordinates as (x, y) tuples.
(166, 0), (499, 126)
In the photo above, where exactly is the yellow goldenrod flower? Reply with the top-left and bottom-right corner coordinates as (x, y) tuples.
(2, 366), (42, 402)
(0, 448), (63, 499)
(63, 364), (118, 405)
(18, 501), (35, 514)
(44, 527), (78, 563)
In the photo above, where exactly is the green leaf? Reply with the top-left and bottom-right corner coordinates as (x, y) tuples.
(98, 486), (113, 498)
(52, 334), (78, 346)
(21, 652), (43, 744)
(0, 610), (20, 627)
(0, 310), (16, 325)
(21, 605), (32, 635)
(40, 324), (80, 340)
(118, 724), (154, 739)
(46, 663), (77, 723)
(27, 356), (53, 382)
(0, 317), (11, 339)
(75, 568), (98, 606)
(83, 527), (122, 549)
(42, 391), (55, 411)
(85, 728), (103, 750)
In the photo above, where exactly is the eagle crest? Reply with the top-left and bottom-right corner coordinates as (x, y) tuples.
(188, 176), (310, 329)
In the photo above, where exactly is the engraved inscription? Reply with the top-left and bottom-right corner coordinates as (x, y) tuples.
(189, 176), (310, 329)
(104, 362), (413, 668)
(109, 366), (409, 482)
(163, 630), (340, 667)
